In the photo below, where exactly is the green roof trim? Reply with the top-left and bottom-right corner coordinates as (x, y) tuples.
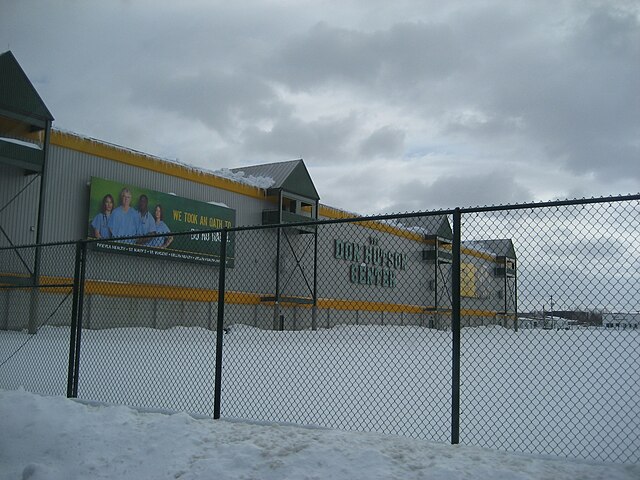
(280, 160), (319, 200)
(0, 51), (54, 126)
(430, 215), (453, 241)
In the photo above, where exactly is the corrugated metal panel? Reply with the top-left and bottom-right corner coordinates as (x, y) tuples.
(391, 215), (453, 240)
(0, 163), (40, 247)
(9, 142), (512, 317)
(43, 144), (274, 244)
(231, 160), (301, 188)
(232, 159), (320, 200)
(35, 144), (278, 293)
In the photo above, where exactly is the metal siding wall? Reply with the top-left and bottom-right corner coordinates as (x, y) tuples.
(37, 145), (273, 292)
(43, 144), (269, 244)
(0, 163), (40, 247)
(2, 142), (515, 330)
(225, 228), (275, 294)
(315, 221), (434, 307)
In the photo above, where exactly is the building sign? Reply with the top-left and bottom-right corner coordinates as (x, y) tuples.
(334, 238), (406, 288)
(87, 177), (235, 266)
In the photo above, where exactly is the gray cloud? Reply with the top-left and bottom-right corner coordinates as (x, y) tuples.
(242, 114), (358, 161)
(1, 0), (637, 216)
(359, 126), (405, 158)
(266, 4), (640, 184)
(130, 70), (287, 135)
(464, 6), (640, 180)
(385, 171), (534, 213)
(267, 21), (471, 94)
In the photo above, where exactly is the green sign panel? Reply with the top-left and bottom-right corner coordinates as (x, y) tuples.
(87, 177), (235, 266)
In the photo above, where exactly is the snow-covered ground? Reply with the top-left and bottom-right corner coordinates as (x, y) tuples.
(1, 388), (638, 480)
(1, 324), (638, 465)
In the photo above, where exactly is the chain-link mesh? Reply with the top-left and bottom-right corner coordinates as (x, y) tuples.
(1, 197), (638, 463)
(458, 201), (640, 463)
(0, 242), (76, 396)
(221, 217), (452, 442)
(73, 232), (222, 416)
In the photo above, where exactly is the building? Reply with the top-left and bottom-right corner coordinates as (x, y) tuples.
(602, 313), (640, 330)
(518, 315), (575, 330)
(0, 51), (518, 332)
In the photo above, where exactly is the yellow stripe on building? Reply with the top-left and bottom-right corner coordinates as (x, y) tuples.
(51, 130), (503, 264)
(2, 274), (509, 319)
(50, 130), (267, 200)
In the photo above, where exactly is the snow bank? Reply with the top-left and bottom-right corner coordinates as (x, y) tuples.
(1, 388), (638, 480)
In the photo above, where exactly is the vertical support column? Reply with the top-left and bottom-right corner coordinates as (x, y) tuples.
(503, 257), (508, 328)
(214, 229), (227, 420)
(514, 261), (519, 332)
(273, 225), (281, 330)
(273, 191), (282, 330)
(451, 208), (461, 445)
(2, 289), (9, 330)
(431, 238), (439, 329)
(85, 294), (92, 330)
(27, 271), (40, 334)
(28, 121), (51, 334)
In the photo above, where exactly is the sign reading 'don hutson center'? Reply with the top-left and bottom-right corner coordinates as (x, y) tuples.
(334, 237), (406, 288)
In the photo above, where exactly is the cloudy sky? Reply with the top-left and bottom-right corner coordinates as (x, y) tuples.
(2, 0), (638, 214)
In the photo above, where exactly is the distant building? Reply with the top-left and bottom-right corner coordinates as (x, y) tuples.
(602, 313), (640, 330)
(518, 314), (578, 330)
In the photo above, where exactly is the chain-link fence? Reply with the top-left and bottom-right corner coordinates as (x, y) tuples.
(1, 195), (638, 463)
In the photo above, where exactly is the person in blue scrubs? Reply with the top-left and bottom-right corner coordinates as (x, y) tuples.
(90, 194), (114, 239)
(108, 187), (138, 243)
(147, 204), (173, 248)
(134, 194), (155, 244)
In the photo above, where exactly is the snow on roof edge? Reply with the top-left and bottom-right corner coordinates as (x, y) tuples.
(52, 128), (275, 190)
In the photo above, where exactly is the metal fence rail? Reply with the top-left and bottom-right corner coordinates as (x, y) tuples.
(1, 194), (639, 463)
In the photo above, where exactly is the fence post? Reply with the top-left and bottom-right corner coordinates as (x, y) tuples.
(67, 240), (87, 398)
(213, 229), (227, 419)
(312, 223), (318, 330)
(451, 208), (461, 445)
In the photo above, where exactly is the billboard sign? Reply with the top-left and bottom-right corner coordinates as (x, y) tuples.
(87, 177), (235, 266)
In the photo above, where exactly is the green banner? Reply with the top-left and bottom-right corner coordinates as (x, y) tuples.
(87, 176), (235, 267)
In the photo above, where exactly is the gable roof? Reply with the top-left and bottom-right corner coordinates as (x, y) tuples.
(462, 239), (516, 259)
(422, 215), (452, 241)
(394, 215), (453, 241)
(231, 159), (319, 201)
(0, 51), (54, 126)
